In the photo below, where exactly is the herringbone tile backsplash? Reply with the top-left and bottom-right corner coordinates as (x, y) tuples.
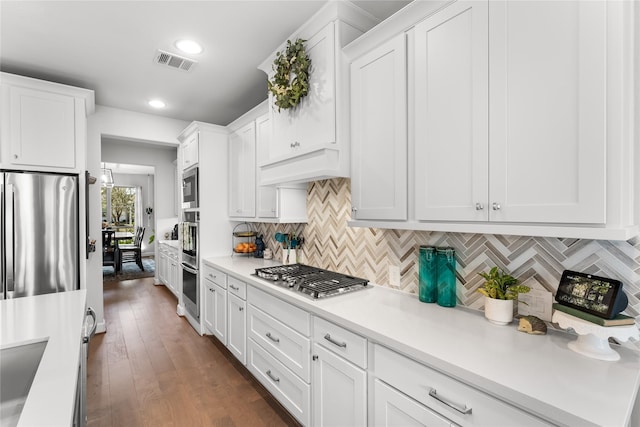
(254, 178), (640, 321)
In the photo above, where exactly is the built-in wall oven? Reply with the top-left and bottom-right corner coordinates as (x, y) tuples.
(182, 165), (199, 209)
(181, 211), (199, 321)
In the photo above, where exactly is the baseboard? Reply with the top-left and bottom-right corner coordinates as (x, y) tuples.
(95, 320), (107, 334)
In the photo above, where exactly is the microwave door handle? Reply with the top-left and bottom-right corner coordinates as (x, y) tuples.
(182, 263), (198, 274)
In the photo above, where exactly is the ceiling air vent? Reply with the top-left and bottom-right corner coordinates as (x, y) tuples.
(154, 49), (197, 72)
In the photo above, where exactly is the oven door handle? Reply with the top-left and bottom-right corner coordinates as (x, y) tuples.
(181, 263), (198, 274)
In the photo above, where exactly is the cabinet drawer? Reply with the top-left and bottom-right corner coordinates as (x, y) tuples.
(248, 286), (310, 336)
(374, 345), (549, 426)
(202, 263), (226, 288)
(248, 338), (310, 426)
(227, 275), (247, 300)
(374, 379), (454, 427)
(313, 316), (367, 368)
(248, 304), (311, 382)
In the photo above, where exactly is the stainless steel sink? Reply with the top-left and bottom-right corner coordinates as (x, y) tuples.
(0, 339), (48, 427)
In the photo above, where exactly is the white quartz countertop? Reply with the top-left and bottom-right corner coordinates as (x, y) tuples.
(159, 239), (180, 249)
(204, 256), (640, 427)
(0, 290), (87, 427)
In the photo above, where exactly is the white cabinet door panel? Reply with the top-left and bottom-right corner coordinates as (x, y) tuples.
(414, 1), (489, 222)
(229, 122), (256, 217)
(9, 86), (76, 169)
(489, 1), (606, 223)
(294, 22), (337, 150)
(227, 292), (246, 365)
(312, 343), (366, 427)
(255, 113), (278, 218)
(351, 33), (407, 220)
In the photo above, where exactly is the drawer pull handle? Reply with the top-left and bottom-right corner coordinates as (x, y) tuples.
(266, 332), (280, 343)
(428, 388), (472, 415)
(324, 333), (347, 348)
(266, 369), (280, 383)
(230, 284), (239, 291)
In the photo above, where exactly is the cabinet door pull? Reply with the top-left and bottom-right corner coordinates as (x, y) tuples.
(324, 333), (347, 348)
(475, 203), (484, 210)
(312, 355), (318, 361)
(492, 202), (501, 211)
(239, 306), (244, 312)
(230, 284), (239, 291)
(428, 388), (472, 415)
(266, 369), (280, 383)
(266, 332), (280, 343)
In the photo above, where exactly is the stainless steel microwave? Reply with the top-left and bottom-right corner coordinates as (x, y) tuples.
(182, 165), (199, 209)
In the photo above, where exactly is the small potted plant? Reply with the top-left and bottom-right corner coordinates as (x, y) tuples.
(478, 267), (530, 325)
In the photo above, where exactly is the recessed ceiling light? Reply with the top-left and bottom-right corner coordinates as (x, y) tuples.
(175, 39), (203, 55)
(148, 99), (166, 109)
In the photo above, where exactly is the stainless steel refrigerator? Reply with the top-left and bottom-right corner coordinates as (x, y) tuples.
(1, 170), (79, 299)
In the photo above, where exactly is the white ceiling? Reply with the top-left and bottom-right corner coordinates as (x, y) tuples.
(0, 1), (409, 126)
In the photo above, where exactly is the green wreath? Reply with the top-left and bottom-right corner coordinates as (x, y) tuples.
(267, 38), (311, 112)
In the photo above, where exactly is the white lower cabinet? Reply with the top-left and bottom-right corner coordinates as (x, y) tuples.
(247, 338), (311, 425)
(204, 279), (227, 344)
(227, 277), (247, 365)
(373, 345), (550, 427)
(158, 243), (179, 298)
(312, 316), (367, 427)
(247, 286), (311, 425)
(312, 343), (366, 427)
(374, 379), (454, 427)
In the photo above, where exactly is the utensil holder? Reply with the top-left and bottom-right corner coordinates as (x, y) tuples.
(282, 249), (296, 265)
(436, 247), (457, 307)
(418, 246), (437, 303)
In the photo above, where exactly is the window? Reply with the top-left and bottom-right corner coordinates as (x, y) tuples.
(101, 186), (137, 230)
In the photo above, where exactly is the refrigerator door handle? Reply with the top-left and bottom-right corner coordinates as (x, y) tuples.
(0, 182), (3, 298)
(5, 184), (14, 294)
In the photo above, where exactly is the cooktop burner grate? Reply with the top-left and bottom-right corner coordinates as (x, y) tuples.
(254, 264), (369, 299)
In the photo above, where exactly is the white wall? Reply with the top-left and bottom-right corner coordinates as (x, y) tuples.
(87, 105), (188, 333)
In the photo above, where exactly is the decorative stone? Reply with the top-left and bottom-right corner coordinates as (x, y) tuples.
(518, 315), (547, 335)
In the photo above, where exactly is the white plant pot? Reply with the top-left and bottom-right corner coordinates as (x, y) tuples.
(484, 297), (514, 325)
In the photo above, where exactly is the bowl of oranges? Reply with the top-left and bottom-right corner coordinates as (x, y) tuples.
(234, 242), (257, 253)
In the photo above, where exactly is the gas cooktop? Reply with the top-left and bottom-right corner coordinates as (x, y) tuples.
(254, 264), (369, 299)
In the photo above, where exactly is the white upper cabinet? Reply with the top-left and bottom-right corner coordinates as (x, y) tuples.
(488, 1), (606, 224)
(255, 113), (278, 218)
(345, 0), (637, 240)
(415, 0), (605, 224)
(0, 72), (94, 172)
(414, 1), (489, 222)
(258, 2), (379, 186)
(181, 132), (199, 170)
(269, 23), (336, 161)
(228, 103), (307, 223)
(228, 122), (256, 218)
(351, 33), (408, 221)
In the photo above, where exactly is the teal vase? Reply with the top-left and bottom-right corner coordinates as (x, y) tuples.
(418, 246), (437, 303)
(436, 248), (457, 307)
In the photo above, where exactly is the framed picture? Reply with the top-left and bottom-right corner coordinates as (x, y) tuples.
(555, 270), (627, 319)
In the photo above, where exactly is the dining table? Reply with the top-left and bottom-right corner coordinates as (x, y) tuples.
(112, 231), (134, 243)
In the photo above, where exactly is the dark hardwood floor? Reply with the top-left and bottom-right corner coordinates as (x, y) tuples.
(87, 277), (300, 427)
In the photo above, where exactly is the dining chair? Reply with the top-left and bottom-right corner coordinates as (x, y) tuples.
(102, 230), (117, 272)
(117, 226), (145, 272)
